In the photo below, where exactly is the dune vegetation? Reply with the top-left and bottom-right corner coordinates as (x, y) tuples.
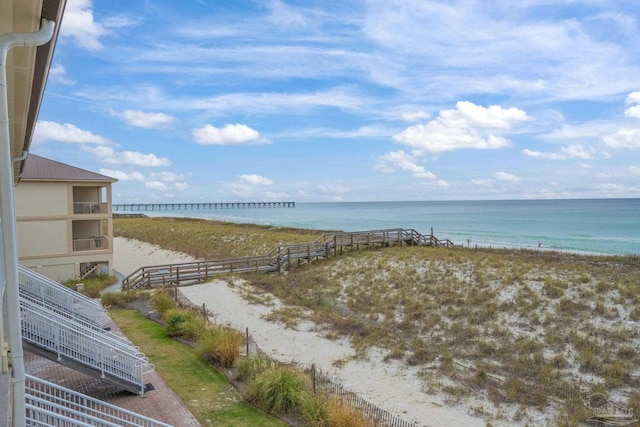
(114, 217), (640, 425)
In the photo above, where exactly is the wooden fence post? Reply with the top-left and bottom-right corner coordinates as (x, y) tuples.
(246, 327), (249, 356)
(202, 303), (206, 318)
(311, 363), (316, 394)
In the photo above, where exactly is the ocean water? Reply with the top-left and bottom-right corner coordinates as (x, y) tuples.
(115, 199), (640, 256)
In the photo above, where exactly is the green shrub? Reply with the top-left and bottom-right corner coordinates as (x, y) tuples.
(196, 325), (244, 367)
(164, 308), (207, 340)
(236, 353), (273, 382)
(65, 274), (117, 298)
(246, 366), (311, 416)
(150, 291), (175, 314)
(299, 393), (329, 427)
(101, 291), (138, 308)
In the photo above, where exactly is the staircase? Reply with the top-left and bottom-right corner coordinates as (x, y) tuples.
(19, 265), (105, 326)
(18, 266), (155, 396)
(25, 374), (171, 426)
(80, 262), (100, 279)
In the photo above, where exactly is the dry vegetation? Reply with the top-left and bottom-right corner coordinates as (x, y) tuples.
(114, 217), (328, 258)
(115, 217), (640, 425)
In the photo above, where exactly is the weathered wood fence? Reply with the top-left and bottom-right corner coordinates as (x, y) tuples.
(122, 228), (454, 291)
(175, 292), (424, 427)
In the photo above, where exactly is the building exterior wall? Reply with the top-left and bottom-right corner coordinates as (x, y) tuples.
(15, 181), (67, 216)
(15, 180), (115, 282)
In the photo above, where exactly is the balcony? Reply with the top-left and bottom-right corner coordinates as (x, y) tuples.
(73, 236), (109, 252)
(73, 201), (107, 214)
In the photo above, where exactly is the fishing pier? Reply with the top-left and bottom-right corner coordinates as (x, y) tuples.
(113, 201), (295, 212)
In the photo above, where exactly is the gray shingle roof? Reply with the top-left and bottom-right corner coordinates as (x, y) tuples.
(21, 154), (117, 182)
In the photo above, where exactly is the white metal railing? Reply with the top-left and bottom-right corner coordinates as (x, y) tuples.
(73, 201), (107, 214)
(73, 236), (109, 251)
(25, 374), (172, 426)
(18, 265), (105, 326)
(20, 294), (145, 356)
(20, 299), (154, 395)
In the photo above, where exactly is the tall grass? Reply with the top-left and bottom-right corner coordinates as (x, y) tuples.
(63, 274), (117, 298)
(246, 366), (312, 416)
(196, 325), (244, 368)
(116, 217), (640, 425)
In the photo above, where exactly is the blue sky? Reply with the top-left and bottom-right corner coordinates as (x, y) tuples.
(33, 0), (640, 202)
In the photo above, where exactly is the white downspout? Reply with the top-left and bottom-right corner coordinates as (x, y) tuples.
(0, 18), (55, 426)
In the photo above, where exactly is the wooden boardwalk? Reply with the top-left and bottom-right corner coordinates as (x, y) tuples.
(113, 201), (295, 211)
(122, 228), (453, 291)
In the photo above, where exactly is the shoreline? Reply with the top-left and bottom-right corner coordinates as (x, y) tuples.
(114, 213), (639, 257)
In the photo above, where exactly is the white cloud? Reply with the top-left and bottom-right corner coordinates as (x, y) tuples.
(49, 63), (75, 85)
(522, 144), (593, 160)
(625, 106), (640, 119)
(60, 0), (109, 50)
(224, 174), (274, 196)
(145, 181), (167, 190)
(149, 171), (186, 182)
(629, 166), (640, 175)
(602, 128), (640, 149)
(493, 172), (520, 182)
(317, 185), (351, 195)
(238, 174), (273, 186)
(400, 111), (430, 122)
(625, 91), (640, 105)
(471, 179), (493, 187)
(375, 150), (437, 180)
(149, 171), (189, 190)
(624, 91), (640, 118)
(34, 121), (108, 145)
(264, 191), (290, 199)
(87, 145), (172, 167)
(393, 101), (528, 153)
(99, 169), (145, 181)
(541, 122), (613, 142)
(113, 110), (176, 128)
(595, 183), (637, 192)
(192, 124), (269, 145)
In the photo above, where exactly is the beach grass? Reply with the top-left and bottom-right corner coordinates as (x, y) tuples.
(114, 217), (327, 259)
(109, 308), (286, 427)
(63, 274), (117, 298)
(113, 217), (640, 424)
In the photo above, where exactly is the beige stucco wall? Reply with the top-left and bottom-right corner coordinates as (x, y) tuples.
(15, 179), (115, 281)
(15, 181), (67, 216)
(16, 220), (67, 256)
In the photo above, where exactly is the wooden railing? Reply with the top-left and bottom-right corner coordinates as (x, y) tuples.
(122, 228), (454, 291)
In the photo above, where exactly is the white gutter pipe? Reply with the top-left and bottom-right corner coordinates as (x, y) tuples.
(0, 18), (55, 426)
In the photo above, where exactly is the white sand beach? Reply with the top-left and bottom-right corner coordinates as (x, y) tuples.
(112, 237), (498, 427)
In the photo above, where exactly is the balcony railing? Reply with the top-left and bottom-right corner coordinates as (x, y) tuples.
(73, 236), (109, 251)
(73, 201), (107, 214)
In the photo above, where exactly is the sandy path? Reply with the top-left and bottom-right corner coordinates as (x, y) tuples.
(113, 237), (487, 427)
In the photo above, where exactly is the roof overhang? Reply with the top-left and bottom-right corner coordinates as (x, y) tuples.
(1, 0), (66, 182)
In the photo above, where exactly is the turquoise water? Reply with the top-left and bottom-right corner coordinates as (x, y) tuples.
(115, 199), (640, 256)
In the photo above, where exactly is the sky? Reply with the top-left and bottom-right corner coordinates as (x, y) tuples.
(32, 0), (640, 203)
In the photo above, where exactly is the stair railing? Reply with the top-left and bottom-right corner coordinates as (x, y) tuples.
(25, 374), (171, 426)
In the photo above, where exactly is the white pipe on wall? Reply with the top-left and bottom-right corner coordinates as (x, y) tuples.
(0, 18), (55, 426)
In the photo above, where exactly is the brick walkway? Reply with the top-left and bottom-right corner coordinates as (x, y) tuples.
(24, 317), (201, 427)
